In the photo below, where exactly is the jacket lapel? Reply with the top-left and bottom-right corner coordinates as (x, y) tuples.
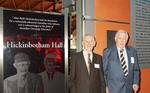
(126, 47), (132, 77)
(113, 46), (122, 66)
(80, 52), (89, 75)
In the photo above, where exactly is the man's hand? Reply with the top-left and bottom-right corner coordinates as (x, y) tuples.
(133, 84), (139, 93)
(106, 87), (109, 93)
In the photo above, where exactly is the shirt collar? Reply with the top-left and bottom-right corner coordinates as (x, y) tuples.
(83, 49), (92, 55)
(117, 47), (125, 51)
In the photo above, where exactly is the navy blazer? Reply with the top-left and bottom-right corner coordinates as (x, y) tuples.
(102, 45), (140, 93)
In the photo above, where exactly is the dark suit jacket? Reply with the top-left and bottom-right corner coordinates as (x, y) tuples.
(4, 72), (44, 93)
(102, 45), (140, 93)
(70, 51), (105, 93)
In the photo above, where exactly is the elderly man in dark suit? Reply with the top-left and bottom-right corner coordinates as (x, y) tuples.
(102, 30), (140, 93)
(4, 52), (44, 93)
(70, 33), (105, 93)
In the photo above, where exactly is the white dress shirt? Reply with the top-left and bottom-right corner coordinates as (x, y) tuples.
(83, 50), (93, 73)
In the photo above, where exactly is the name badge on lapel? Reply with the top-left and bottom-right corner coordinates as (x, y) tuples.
(131, 57), (134, 64)
(94, 64), (100, 68)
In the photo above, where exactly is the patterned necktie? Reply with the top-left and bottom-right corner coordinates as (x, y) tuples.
(120, 49), (128, 76)
(88, 53), (92, 74)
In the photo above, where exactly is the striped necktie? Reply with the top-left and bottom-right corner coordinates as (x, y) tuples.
(88, 53), (92, 74)
(120, 49), (128, 76)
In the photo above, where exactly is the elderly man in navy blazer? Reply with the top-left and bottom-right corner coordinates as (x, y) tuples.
(102, 30), (140, 93)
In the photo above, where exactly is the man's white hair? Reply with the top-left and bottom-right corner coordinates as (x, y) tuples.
(115, 29), (129, 41)
(83, 33), (96, 41)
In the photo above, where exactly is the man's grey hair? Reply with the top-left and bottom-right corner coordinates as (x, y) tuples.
(83, 33), (96, 41)
(115, 29), (129, 41)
